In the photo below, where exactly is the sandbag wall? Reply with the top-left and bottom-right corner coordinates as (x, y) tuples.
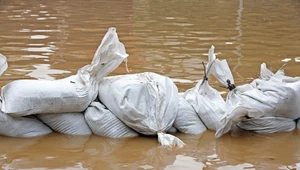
(0, 28), (299, 147)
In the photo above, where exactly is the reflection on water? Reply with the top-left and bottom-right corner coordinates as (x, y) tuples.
(217, 163), (255, 170)
(13, 64), (71, 80)
(165, 155), (205, 170)
(0, 0), (299, 169)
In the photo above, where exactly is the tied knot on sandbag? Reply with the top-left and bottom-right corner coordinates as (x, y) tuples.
(226, 79), (235, 91)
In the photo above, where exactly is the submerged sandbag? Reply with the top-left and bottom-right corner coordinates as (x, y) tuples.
(0, 103), (52, 137)
(211, 56), (300, 137)
(37, 113), (92, 135)
(84, 101), (138, 138)
(1, 27), (128, 116)
(174, 96), (206, 134)
(98, 72), (185, 147)
(183, 46), (226, 131)
(237, 117), (296, 133)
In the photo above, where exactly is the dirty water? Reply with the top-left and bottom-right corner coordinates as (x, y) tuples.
(0, 0), (300, 169)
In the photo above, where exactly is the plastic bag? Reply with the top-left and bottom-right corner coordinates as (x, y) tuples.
(0, 54), (8, 76)
(37, 112), (92, 135)
(1, 27), (128, 116)
(173, 96), (207, 134)
(98, 72), (185, 147)
(84, 101), (138, 138)
(237, 117), (296, 133)
(183, 46), (226, 131)
(213, 59), (300, 137)
(0, 103), (52, 137)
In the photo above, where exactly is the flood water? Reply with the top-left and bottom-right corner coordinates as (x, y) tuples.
(0, 0), (300, 169)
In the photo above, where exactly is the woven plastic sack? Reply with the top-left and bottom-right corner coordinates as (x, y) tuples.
(98, 72), (185, 147)
(37, 112), (92, 135)
(84, 101), (138, 138)
(0, 103), (52, 137)
(213, 60), (300, 137)
(237, 117), (296, 133)
(1, 27), (128, 116)
(0, 54), (8, 76)
(173, 96), (207, 134)
(183, 46), (226, 131)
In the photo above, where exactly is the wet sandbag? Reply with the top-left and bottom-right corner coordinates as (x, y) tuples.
(84, 101), (138, 138)
(167, 126), (177, 133)
(211, 57), (300, 137)
(0, 53), (8, 76)
(237, 117), (296, 133)
(37, 113), (92, 135)
(98, 72), (185, 147)
(174, 96), (207, 134)
(1, 27), (128, 116)
(183, 46), (226, 131)
(0, 103), (52, 137)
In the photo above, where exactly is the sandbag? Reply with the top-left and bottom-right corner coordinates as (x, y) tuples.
(0, 103), (52, 137)
(167, 126), (178, 134)
(1, 27), (128, 116)
(173, 96), (207, 134)
(237, 117), (296, 133)
(212, 58), (300, 137)
(84, 101), (138, 138)
(298, 119), (300, 129)
(0, 54), (8, 76)
(98, 72), (185, 147)
(183, 45), (226, 131)
(37, 113), (92, 135)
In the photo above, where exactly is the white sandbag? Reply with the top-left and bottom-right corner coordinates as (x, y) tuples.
(98, 72), (185, 147)
(213, 59), (300, 137)
(173, 97), (207, 134)
(183, 45), (226, 131)
(1, 27), (128, 116)
(260, 63), (300, 82)
(37, 112), (92, 135)
(237, 117), (296, 133)
(0, 103), (52, 137)
(184, 80), (226, 131)
(0, 54), (8, 76)
(84, 101), (138, 138)
(167, 126), (177, 134)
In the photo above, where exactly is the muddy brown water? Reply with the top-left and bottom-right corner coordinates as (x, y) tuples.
(0, 0), (300, 169)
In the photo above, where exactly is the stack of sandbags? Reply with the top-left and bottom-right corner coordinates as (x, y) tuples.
(0, 27), (128, 137)
(0, 54), (52, 137)
(98, 72), (185, 147)
(209, 53), (300, 137)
